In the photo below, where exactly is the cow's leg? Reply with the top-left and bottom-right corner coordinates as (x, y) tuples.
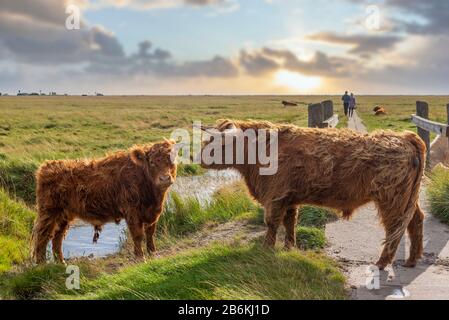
(263, 201), (287, 248)
(376, 204), (410, 270)
(404, 206), (424, 268)
(52, 220), (70, 264)
(32, 212), (58, 264)
(377, 227), (403, 270)
(145, 222), (157, 254)
(127, 216), (145, 260)
(283, 206), (298, 250)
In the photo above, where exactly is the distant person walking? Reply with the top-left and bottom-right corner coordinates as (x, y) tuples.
(341, 91), (351, 116)
(348, 93), (356, 118)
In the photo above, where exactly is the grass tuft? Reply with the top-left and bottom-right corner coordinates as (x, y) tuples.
(296, 227), (326, 250)
(159, 182), (260, 237)
(0, 188), (35, 272)
(299, 206), (338, 228)
(428, 165), (449, 225)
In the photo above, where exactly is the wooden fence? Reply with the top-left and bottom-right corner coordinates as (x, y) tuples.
(308, 100), (339, 128)
(411, 101), (449, 166)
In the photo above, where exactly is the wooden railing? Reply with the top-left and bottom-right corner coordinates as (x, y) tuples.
(308, 100), (339, 128)
(411, 101), (449, 165)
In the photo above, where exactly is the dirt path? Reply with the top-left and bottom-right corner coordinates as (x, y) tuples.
(327, 111), (449, 299)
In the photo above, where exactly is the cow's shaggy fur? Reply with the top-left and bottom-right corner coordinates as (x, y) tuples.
(201, 119), (426, 269)
(31, 140), (177, 264)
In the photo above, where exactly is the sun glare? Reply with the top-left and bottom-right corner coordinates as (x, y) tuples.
(274, 70), (321, 92)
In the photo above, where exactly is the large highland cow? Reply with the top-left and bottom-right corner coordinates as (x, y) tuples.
(32, 140), (177, 263)
(200, 119), (426, 269)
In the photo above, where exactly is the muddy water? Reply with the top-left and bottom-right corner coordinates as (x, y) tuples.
(61, 169), (241, 259)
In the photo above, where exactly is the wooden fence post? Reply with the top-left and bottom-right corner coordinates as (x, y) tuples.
(447, 104), (449, 144)
(322, 100), (333, 121)
(416, 101), (430, 163)
(308, 103), (323, 128)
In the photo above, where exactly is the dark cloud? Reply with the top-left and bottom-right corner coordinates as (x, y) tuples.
(239, 50), (279, 75)
(385, 0), (449, 35)
(0, 0), (125, 64)
(87, 41), (238, 78)
(93, 0), (237, 10)
(307, 32), (402, 57)
(239, 47), (356, 77)
(0, 1), (237, 78)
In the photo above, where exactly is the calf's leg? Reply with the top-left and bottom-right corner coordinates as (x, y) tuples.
(404, 206), (424, 268)
(283, 206), (298, 250)
(52, 220), (70, 264)
(32, 212), (58, 264)
(263, 201), (287, 248)
(126, 216), (145, 260)
(145, 222), (157, 254)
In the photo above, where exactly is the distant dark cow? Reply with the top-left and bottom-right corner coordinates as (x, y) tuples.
(282, 100), (298, 107)
(200, 119), (426, 269)
(32, 140), (177, 263)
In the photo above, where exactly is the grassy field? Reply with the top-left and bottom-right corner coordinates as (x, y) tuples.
(0, 182), (345, 300)
(353, 95), (449, 132)
(2, 94), (448, 300)
(0, 95), (335, 204)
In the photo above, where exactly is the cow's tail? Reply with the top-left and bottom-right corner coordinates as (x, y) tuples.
(385, 133), (426, 247)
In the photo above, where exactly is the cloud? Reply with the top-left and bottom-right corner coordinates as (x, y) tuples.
(0, 0), (238, 78)
(307, 32), (403, 57)
(87, 0), (238, 11)
(385, 0), (449, 35)
(239, 47), (357, 77)
(87, 41), (239, 78)
(0, 0), (125, 64)
(239, 50), (279, 75)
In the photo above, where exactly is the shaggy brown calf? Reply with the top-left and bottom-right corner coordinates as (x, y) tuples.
(32, 140), (177, 263)
(201, 119), (426, 269)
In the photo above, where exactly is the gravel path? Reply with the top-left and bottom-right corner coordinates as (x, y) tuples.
(326, 111), (449, 299)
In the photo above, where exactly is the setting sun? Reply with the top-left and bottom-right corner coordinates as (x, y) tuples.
(274, 70), (321, 92)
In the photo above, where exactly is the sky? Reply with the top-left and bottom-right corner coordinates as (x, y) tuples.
(0, 0), (448, 95)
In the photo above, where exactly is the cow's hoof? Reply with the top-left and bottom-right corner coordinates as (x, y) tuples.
(133, 256), (146, 263)
(375, 260), (388, 271)
(403, 260), (417, 268)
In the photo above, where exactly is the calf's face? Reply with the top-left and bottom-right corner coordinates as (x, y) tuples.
(131, 141), (177, 189)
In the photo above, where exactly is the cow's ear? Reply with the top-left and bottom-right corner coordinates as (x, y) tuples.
(131, 148), (146, 165)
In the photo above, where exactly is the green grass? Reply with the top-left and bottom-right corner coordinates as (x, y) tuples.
(158, 182), (261, 237)
(2, 243), (346, 300)
(351, 95), (449, 133)
(0, 188), (36, 272)
(0, 158), (38, 204)
(299, 206), (338, 229)
(296, 227), (326, 250)
(427, 165), (449, 225)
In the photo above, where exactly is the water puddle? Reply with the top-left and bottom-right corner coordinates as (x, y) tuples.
(59, 169), (241, 259)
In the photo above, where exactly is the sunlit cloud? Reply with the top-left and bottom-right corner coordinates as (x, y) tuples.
(274, 70), (321, 92)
